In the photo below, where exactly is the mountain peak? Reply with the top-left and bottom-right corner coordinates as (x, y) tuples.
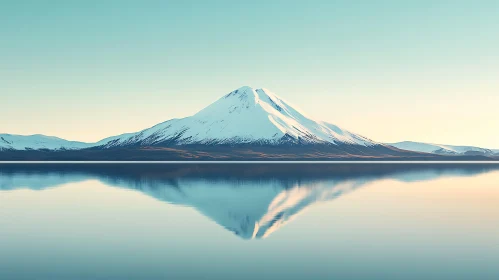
(1, 86), (382, 150)
(224, 86), (255, 99)
(222, 86), (289, 113)
(106, 86), (379, 147)
(224, 86), (282, 100)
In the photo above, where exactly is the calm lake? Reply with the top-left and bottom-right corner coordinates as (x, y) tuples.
(1, 163), (499, 280)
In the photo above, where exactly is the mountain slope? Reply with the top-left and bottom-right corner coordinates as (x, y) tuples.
(2, 86), (495, 159)
(1, 86), (395, 157)
(389, 141), (496, 156)
(99, 86), (379, 148)
(0, 134), (91, 151)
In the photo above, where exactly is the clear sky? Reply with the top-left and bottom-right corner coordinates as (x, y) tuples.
(1, 0), (498, 148)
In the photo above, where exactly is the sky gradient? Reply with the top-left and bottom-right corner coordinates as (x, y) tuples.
(1, 0), (498, 148)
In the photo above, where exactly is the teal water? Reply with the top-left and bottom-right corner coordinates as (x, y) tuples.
(1, 164), (499, 280)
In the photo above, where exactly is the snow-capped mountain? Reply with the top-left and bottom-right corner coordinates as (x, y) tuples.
(1, 86), (383, 152)
(1, 86), (496, 159)
(98, 86), (378, 148)
(388, 141), (496, 156)
(0, 134), (91, 151)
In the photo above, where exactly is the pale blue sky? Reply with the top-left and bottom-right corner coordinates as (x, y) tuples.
(1, 0), (498, 147)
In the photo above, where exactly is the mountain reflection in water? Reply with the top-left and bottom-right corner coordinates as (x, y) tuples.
(1, 163), (498, 239)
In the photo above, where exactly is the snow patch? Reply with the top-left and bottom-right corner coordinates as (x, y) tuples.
(389, 141), (495, 155)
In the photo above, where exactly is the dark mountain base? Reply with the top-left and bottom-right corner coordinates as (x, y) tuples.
(0, 144), (496, 161)
(2, 162), (499, 181)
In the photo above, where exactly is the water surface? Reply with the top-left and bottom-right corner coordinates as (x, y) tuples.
(1, 163), (499, 280)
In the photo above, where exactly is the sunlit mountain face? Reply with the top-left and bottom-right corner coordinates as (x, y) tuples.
(0, 86), (381, 150)
(2, 163), (498, 240)
(2, 86), (497, 160)
(1, 86), (468, 160)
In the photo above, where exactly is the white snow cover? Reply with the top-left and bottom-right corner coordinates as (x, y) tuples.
(99, 86), (378, 147)
(2, 86), (495, 153)
(1, 86), (378, 150)
(389, 141), (495, 155)
(0, 134), (91, 151)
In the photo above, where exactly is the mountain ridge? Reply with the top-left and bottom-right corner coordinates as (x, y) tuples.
(389, 141), (498, 156)
(1, 86), (497, 159)
(1, 86), (382, 150)
(96, 86), (379, 148)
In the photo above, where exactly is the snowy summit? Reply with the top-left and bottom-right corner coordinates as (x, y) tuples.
(1, 86), (496, 159)
(100, 86), (378, 148)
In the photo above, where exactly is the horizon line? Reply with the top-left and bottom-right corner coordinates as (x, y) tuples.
(1, 161), (499, 164)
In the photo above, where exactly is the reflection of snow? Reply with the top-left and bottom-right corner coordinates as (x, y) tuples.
(1, 165), (497, 239)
